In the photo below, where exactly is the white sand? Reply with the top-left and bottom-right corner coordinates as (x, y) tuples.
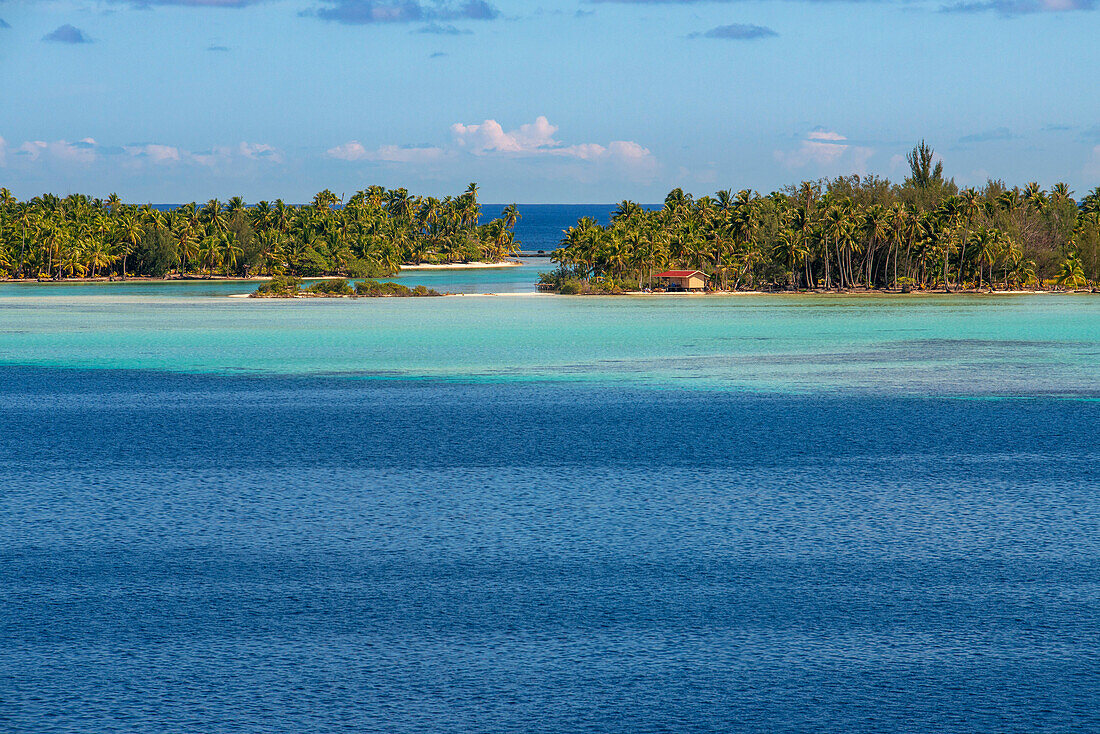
(443, 291), (550, 297)
(399, 261), (522, 271)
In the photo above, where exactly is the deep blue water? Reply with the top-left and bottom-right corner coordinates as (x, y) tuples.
(479, 204), (622, 251)
(1, 367), (1098, 733)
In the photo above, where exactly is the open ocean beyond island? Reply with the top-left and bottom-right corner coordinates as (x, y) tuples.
(1, 273), (1099, 731)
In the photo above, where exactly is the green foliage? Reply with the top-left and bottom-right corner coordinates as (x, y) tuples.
(345, 257), (396, 279)
(905, 140), (945, 190)
(133, 222), (177, 277)
(588, 276), (637, 294)
(541, 273), (637, 295)
(353, 279), (442, 297)
(550, 149), (1093, 292)
(0, 186), (518, 281)
(557, 279), (584, 295)
(1055, 253), (1088, 290)
(539, 266), (640, 294)
(537, 266), (583, 290)
(306, 278), (353, 295)
(253, 274), (302, 296)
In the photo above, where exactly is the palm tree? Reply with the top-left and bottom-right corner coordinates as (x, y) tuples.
(1055, 252), (1087, 290)
(220, 232), (244, 276)
(115, 212), (142, 279)
(85, 239), (113, 278)
(198, 236), (221, 276)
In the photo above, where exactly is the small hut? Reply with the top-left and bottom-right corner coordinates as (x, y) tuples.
(655, 270), (707, 291)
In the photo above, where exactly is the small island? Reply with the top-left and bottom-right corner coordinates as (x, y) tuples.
(251, 276), (443, 298)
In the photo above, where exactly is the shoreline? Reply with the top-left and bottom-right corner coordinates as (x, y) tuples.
(227, 288), (1097, 299)
(0, 275), (302, 284)
(537, 287), (1098, 297)
(0, 261), (523, 283)
(399, 261), (522, 271)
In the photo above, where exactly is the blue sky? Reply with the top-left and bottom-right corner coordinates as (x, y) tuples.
(1, 0), (1098, 202)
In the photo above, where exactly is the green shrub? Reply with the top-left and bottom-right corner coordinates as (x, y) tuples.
(346, 258), (397, 279)
(254, 274), (302, 296)
(355, 279), (405, 296)
(588, 276), (637, 294)
(307, 278), (353, 295)
(290, 247), (329, 277)
(539, 266), (586, 291)
(558, 279), (584, 295)
(354, 279), (442, 297)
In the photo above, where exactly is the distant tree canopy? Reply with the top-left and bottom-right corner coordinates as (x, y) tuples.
(0, 184), (520, 279)
(905, 139), (945, 190)
(550, 143), (1100, 291)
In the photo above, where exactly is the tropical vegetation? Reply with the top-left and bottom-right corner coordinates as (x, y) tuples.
(0, 185), (519, 280)
(548, 142), (1100, 293)
(251, 276), (443, 298)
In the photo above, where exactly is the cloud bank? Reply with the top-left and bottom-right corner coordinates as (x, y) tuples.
(775, 128), (874, 174)
(2, 136), (283, 169)
(328, 116), (658, 180)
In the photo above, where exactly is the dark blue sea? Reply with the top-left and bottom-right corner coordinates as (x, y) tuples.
(2, 368), (1097, 733)
(480, 204), (623, 252)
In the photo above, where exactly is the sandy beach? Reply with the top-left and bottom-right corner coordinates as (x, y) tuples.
(399, 261), (522, 271)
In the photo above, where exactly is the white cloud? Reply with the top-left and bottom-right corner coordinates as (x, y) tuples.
(326, 141), (446, 163)
(775, 129), (874, 175)
(237, 142), (283, 163)
(330, 116), (656, 179)
(7, 136), (282, 171)
(446, 117), (652, 167)
(124, 144), (182, 164)
(451, 115), (560, 154)
(326, 141), (368, 161)
(0, 135), (6, 167)
(18, 138), (99, 165)
(187, 143), (282, 167)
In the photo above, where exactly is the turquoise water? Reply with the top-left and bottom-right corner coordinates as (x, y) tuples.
(3, 282), (1099, 732)
(0, 261), (546, 297)
(0, 285), (1097, 396)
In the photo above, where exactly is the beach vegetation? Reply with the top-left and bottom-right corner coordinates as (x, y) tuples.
(353, 279), (442, 297)
(548, 144), (1100, 293)
(306, 278), (354, 295)
(1055, 252), (1089, 290)
(254, 274), (302, 296)
(0, 186), (519, 281)
(251, 276), (442, 297)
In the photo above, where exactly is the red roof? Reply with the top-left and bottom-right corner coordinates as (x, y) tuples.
(656, 270), (705, 278)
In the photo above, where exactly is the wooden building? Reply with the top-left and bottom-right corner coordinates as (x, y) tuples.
(655, 270), (707, 291)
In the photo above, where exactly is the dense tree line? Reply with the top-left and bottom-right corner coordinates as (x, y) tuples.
(0, 185), (519, 279)
(550, 143), (1100, 292)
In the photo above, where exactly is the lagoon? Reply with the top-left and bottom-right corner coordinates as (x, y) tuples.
(1, 282), (1098, 733)
(0, 283), (1098, 396)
